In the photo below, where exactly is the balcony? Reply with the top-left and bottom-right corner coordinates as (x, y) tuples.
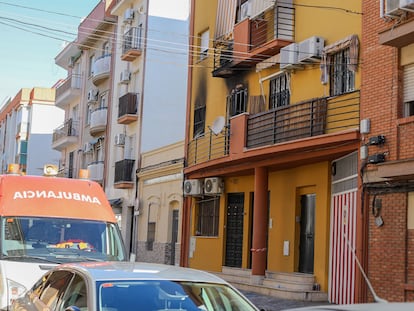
(187, 128), (230, 167)
(118, 92), (138, 124)
(91, 54), (111, 85)
(121, 26), (143, 61)
(88, 161), (104, 183)
(90, 107), (108, 136)
(78, 1), (116, 47)
(186, 91), (360, 172)
(55, 74), (82, 108)
(114, 159), (135, 189)
(52, 119), (78, 151)
(213, 3), (295, 78)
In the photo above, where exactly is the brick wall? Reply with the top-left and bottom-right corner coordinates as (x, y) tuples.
(367, 193), (407, 301)
(362, 0), (414, 302)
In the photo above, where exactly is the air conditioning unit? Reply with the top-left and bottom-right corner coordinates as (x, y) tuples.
(115, 133), (126, 145)
(204, 177), (223, 195)
(124, 8), (135, 23)
(298, 36), (325, 64)
(87, 89), (99, 103)
(120, 70), (131, 84)
(68, 57), (75, 68)
(280, 43), (300, 70)
(239, 1), (251, 21)
(83, 143), (93, 153)
(400, 0), (414, 11)
(183, 179), (203, 196)
(385, 0), (404, 16)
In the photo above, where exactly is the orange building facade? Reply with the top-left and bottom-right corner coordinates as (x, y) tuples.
(182, 0), (363, 303)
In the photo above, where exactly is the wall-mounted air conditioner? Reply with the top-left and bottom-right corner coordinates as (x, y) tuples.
(87, 89), (99, 103)
(400, 0), (414, 11)
(83, 142), (93, 153)
(385, 0), (404, 16)
(204, 177), (223, 195)
(280, 43), (300, 70)
(239, 1), (251, 21)
(183, 179), (203, 196)
(120, 70), (131, 84)
(115, 133), (126, 145)
(298, 36), (324, 64)
(124, 8), (135, 23)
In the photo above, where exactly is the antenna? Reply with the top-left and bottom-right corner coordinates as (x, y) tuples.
(210, 116), (225, 135)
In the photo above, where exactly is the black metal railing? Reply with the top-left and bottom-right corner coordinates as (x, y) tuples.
(114, 159), (135, 183)
(118, 93), (138, 118)
(187, 127), (230, 166)
(246, 91), (360, 148)
(52, 118), (78, 143)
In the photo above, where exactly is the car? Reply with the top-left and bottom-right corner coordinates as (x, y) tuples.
(281, 302), (414, 311)
(11, 261), (262, 311)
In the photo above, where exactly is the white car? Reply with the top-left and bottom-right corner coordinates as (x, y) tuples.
(12, 261), (261, 311)
(282, 302), (414, 311)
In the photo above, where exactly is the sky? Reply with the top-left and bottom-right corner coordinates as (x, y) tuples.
(0, 0), (189, 107)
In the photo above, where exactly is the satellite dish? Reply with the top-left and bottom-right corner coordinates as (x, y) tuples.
(211, 116), (225, 135)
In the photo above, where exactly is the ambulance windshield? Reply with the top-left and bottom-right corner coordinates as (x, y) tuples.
(0, 217), (126, 263)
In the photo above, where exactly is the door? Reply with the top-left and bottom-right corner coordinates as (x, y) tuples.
(298, 194), (315, 274)
(225, 193), (244, 267)
(170, 209), (179, 265)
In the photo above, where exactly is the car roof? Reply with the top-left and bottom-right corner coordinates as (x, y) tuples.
(56, 261), (229, 284)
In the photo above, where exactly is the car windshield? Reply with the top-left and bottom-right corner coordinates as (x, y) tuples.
(1, 216), (126, 263)
(98, 280), (257, 311)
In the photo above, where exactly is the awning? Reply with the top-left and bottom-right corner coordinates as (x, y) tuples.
(109, 198), (123, 207)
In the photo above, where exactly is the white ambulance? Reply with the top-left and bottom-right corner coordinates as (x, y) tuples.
(0, 165), (127, 309)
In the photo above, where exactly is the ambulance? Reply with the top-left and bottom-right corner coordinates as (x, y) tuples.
(0, 164), (127, 309)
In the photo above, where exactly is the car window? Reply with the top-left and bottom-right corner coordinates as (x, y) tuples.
(38, 271), (74, 310)
(98, 280), (257, 311)
(59, 274), (88, 311)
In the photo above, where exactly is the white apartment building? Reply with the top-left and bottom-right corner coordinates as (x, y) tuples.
(0, 88), (63, 175)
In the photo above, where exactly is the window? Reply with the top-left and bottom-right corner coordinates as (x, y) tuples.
(199, 29), (209, 60)
(147, 222), (155, 251)
(227, 87), (247, 117)
(403, 63), (414, 117)
(60, 274), (87, 310)
(269, 73), (290, 109)
(196, 197), (220, 237)
(103, 41), (110, 56)
(38, 271), (74, 310)
(89, 55), (95, 76)
(329, 47), (355, 96)
(193, 105), (206, 138)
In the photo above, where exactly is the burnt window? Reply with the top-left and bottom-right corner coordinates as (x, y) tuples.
(193, 105), (206, 137)
(269, 73), (290, 109)
(227, 87), (247, 117)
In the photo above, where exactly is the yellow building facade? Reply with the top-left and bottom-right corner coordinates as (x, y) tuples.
(183, 0), (362, 303)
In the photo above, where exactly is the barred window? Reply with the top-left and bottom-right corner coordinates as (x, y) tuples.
(330, 47), (355, 96)
(196, 197), (220, 237)
(269, 73), (290, 109)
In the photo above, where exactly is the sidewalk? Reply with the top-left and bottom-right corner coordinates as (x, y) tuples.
(241, 290), (331, 311)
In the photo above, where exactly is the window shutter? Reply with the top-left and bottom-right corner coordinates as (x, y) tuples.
(404, 64), (414, 102)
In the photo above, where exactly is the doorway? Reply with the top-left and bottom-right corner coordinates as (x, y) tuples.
(225, 193), (244, 267)
(298, 194), (315, 274)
